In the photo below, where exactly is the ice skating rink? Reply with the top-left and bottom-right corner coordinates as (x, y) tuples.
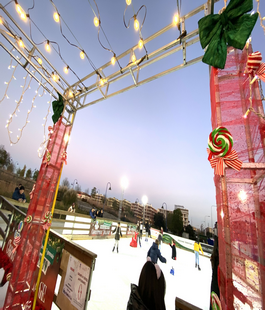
(74, 237), (212, 310)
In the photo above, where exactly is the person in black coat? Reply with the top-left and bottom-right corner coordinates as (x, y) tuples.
(169, 240), (177, 260)
(112, 222), (122, 253)
(147, 239), (166, 264)
(127, 261), (166, 310)
(210, 236), (220, 310)
(145, 221), (150, 241)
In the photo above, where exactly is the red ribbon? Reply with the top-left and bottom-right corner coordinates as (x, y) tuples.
(42, 212), (52, 231)
(207, 148), (243, 176)
(246, 51), (265, 83)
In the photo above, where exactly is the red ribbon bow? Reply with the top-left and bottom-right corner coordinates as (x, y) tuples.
(207, 148), (243, 176)
(42, 212), (52, 231)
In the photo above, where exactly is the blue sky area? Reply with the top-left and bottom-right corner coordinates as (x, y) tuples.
(0, 0), (264, 229)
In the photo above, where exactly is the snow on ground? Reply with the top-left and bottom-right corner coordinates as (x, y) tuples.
(74, 237), (212, 310)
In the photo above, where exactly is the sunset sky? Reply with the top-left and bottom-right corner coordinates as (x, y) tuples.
(0, 0), (264, 229)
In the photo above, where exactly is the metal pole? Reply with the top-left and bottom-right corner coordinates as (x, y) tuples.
(118, 189), (124, 220)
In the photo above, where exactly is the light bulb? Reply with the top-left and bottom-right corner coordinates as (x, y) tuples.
(37, 58), (42, 65)
(173, 13), (179, 26)
(64, 66), (69, 74)
(111, 56), (116, 65)
(0, 17), (3, 24)
(68, 91), (73, 98)
(94, 16), (99, 27)
(134, 18), (139, 31)
(53, 12), (60, 23)
(52, 72), (58, 81)
(18, 38), (24, 48)
(80, 50), (85, 59)
(100, 78), (104, 86)
(126, 0), (131, 5)
(20, 12), (26, 20)
(131, 54), (136, 62)
(45, 41), (51, 52)
(138, 39), (143, 49)
(16, 4), (22, 14)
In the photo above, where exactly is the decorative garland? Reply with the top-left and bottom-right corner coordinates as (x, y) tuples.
(207, 127), (243, 175)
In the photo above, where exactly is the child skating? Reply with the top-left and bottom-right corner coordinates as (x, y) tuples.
(112, 222), (122, 253)
(194, 239), (204, 270)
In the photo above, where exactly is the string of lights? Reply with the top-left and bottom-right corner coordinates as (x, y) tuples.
(0, 57), (19, 103)
(38, 92), (53, 158)
(6, 72), (34, 145)
(87, 0), (123, 71)
(256, 0), (265, 36)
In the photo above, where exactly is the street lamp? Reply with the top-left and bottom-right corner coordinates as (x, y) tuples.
(97, 189), (100, 194)
(103, 182), (111, 211)
(161, 202), (167, 231)
(71, 179), (78, 189)
(142, 195), (148, 224)
(135, 198), (139, 204)
(119, 176), (128, 220)
(204, 215), (210, 236)
(211, 205), (217, 231)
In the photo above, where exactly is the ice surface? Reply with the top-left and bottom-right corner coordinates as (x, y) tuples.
(73, 237), (212, 310)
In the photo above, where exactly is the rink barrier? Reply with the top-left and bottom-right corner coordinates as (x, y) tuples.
(0, 196), (97, 309)
(175, 296), (202, 310)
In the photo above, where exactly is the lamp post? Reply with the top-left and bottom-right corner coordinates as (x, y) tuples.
(71, 179), (78, 189)
(161, 202), (167, 231)
(103, 182), (111, 211)
(142, 195), (148, 224)
(204, 215), (210, 236)
(135, 198), (139, 204)
(119, 177), (128, 220)
(211, 205), (217, 233)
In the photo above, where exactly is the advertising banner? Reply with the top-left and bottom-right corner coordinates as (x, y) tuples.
(89, 219), (112, 237)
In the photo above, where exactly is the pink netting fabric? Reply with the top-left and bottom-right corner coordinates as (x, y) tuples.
(210, 45), (265, 309)
(4, 117), (71, 309)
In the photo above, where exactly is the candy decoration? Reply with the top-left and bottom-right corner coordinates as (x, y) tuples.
(61, 151), (67, 165)
(246, 51), (265, 83)
(42, 211), (52, 231)
(210, 291), (222, 310)
(43, 150), (51, 167)
(25, 215), (32, 224)
(207, 127), (243, 176)
(198, 0), (258, 69)
(208, 127), (233, 157)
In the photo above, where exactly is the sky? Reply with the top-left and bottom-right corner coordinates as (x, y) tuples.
(0, 0), (264, 229)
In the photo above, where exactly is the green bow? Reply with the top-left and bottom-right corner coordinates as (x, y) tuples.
(52, 93), (64, 124)
(198, 0), (258, 69)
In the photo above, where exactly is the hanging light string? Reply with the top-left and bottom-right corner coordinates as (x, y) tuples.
(0, 56), (20, 103)
(6, 72), (34, 145)
(256, 0), (265, 36)
(38, 92), (53, 158)
(87, 0), (123, 71)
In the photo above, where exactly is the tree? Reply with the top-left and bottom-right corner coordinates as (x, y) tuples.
(33, 170), (39, 181)
(185, 224), (196, 241)
(91, 187), (97, 198)
(6, 162), (15, 173)
(0, 145), (11, 168)
(16, 167), (21, 177)
(26, 168), (32, 179)
(62, 188), (77, 208)
(20, 165), (26, 178)
(154, 212), (165, 230)
(168, 209), (183, 235)
(61, 178), (70, 188)
(84, 188), (90, 195)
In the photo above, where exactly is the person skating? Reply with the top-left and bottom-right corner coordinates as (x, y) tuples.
(194, 239), (204, 270)
(147, 239), (166, 264)
(136, 222), (142, 247)
(158, 227), (163, 250)
(112, 222), (122, 253)
(169, 240), (177, 260)
(144, 221), (150, 242)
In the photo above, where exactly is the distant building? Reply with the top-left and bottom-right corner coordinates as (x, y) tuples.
(131, 203), (156, 224)
(174, 205), (189, 227)
(157, 208), (173, 219)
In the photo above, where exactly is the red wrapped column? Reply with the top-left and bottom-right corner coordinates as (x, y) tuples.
(4, 117), (72, 309)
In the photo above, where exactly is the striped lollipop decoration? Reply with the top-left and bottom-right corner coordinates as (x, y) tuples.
(207, 127), (242, 176)
(208, 127), (233, 157)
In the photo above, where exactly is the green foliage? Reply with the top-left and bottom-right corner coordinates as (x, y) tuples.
(57, 186), (69, 201)
(62, 188), (77, 207)
(91, 187), (97, 198)
(61, 177), (70, 188)
(16, 167), (21, 177)
(185, 224), (196, 241)
(154, 212), (165, 230)
(6, 162), (15, 173)
(0, 145), (11, 168)
(33, 170), (39, 181)
(168, 209), (183, 235)
(26, 168), (32, 179)
(20, 165), (26, 178)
